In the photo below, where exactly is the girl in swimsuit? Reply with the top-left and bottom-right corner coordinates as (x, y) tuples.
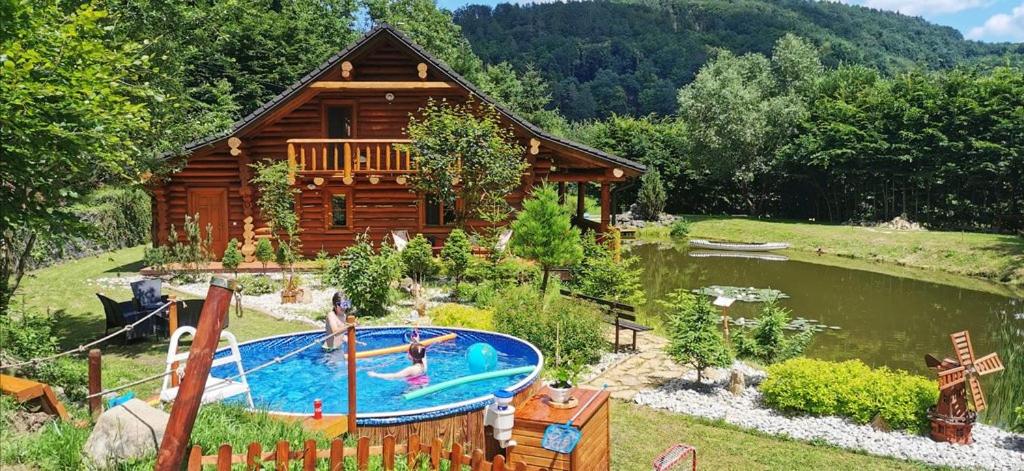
(367, 341), (428, 385)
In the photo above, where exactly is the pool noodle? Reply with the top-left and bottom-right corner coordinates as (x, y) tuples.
(354, 332), (457, 359)
(402, 365), (536, 401)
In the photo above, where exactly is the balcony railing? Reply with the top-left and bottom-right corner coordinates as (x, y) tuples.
(286, 139), (415, 179)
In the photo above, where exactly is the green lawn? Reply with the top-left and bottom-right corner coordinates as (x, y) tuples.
(639, 216), (1024, 293)
(15, 245), (312, 397)
(611, 402), (938, 470)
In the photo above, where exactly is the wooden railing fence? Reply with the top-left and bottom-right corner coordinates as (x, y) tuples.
(187, 434), (526, 471)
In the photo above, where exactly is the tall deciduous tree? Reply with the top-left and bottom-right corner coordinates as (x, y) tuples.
(1, 2), (152, 315)
(405, 99), (527, 224)
(511, 185), (583, 293)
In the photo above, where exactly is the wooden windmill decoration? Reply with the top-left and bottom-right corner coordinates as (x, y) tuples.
(924, 330), (1004, 444)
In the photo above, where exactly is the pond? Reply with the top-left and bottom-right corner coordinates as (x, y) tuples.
(629, 242), (1024, 427)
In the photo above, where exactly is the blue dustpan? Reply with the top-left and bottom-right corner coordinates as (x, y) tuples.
(541, 385), (606, 454)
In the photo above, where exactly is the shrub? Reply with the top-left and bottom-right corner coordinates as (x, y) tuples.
(441, 228), (472, 291)
(168, 214), (214, 282)
(565, 232), (645, 305)
(634, 169), (666, 221)
(661, 290), (732, 382)
(236, 274), (280, 296)
(221, 239), (243, 275)
(319, 254), (345, 288)
(511, 184), (583, 292)
(401, 234), (438, 282)
(254, 238), (274, 271)
(339, 235), (401, 317)
(734, 300), (813, 364)
(430, 303), (494, 330)
(143, 245), (169, 273)
(1014, 405), (1024, 433)
(670, 218), (691, 238)
(493, 285), (605, 366)
(0, 312), (87, 401)
(760, 358), (938, 432)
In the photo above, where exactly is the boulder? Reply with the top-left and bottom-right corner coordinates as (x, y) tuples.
(84, 399), (169, 468)
(727, 369), (745, 396)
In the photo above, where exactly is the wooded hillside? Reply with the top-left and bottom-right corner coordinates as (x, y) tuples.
(454, 0), (1024, 119)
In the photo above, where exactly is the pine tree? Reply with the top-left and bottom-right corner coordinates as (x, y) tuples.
(511, 184), (583, 293)
(635, 168), (667, 221)
(401, 234), (437, 282)
(441, 228), (472, 293)
(221, 239), (243, 276)
(661, 290), (732, 382)
(254, 238), (274, 273)
(735, 300), (813, 364)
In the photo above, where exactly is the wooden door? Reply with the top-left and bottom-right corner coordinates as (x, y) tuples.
(187, 188), (229, 259)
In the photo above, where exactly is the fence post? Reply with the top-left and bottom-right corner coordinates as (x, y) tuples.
(155, 277), (238, 471)
(347, 315), (357, 434)
(88, 349), (102, 419)
(169, 295), (180, 387)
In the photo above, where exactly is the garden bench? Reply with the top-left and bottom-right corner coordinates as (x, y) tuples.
(559, 289), (652, 352)
(0, 374), (70, 420)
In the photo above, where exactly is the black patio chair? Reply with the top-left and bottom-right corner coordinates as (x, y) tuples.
(95, 294), (160, 343)
(173, 299), (230, 331)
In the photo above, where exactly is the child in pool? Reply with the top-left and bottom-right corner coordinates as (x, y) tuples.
(324, 291), (355, 351)
(367, 342), (428, 384)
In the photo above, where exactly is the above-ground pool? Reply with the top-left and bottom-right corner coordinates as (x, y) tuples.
(211, 327), (542, 425)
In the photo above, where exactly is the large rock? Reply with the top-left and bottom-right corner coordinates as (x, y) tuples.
(84, 399), (169, 468)
(727, 369), (746, 396)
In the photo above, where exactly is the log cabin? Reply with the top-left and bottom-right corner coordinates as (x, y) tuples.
(151, 24), (644, 259)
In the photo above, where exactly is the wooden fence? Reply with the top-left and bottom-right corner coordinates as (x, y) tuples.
(186, 434), (526, 471)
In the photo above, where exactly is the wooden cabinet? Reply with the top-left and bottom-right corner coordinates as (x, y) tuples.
(507, 387), (610, 471)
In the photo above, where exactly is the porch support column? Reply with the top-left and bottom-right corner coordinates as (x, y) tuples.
(600, 181), (611, 233)
(558, 182), (566, 205)
(576, 182), (586, 225)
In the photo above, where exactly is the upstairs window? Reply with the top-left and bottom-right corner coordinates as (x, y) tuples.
(326, 106), (353, 138)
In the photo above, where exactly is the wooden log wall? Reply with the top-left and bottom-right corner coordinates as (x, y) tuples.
(156, 35), (617, 258)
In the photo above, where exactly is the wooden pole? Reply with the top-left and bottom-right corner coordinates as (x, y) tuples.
(558, 182), (566, 205)
(155, 277), (238, 471)
(600, 181), (611, 234)
(346, 315), (357, 435)
(576, 182), (586, 225)
(88, 349), (102, 419)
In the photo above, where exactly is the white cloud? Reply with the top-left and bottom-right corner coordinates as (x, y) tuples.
(967, 3), (1024, 40)
(836, 0), (988, 16)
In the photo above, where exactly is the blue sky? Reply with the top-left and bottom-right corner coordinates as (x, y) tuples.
(436, 0), (1024, 43)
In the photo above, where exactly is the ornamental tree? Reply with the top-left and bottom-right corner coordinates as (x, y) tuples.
(221, 239), (243, 276)
(250, 160), (301, 286)
(634, 169), (667, 221)
(510, 185), (583, 293)
(1, 2), (152, 315)
(440, 229), (472, 293)
(254, 238), (274, 273)
(661, 290), (732, 383)
(404, 99), (527, 224)
(401, 234), (437, 283)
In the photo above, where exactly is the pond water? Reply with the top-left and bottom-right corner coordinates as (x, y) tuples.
(629, 242), (1024, 427)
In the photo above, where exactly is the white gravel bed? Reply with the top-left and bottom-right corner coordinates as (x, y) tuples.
(634, 364), (1024, 471)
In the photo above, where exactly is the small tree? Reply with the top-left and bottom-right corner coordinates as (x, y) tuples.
(340, 234), (402, 317)
(221, 239), (243, 276)
(441, 229), (472, 293)
(511, 184), (583, 293)
(254, 238), (274, 273)
(401, 234), (437, 283)
(661, 290), (732, 382)
(251, 160), (301, 286)
(735, 300), (814, 364)
(634, 169), (667, 221)
(404, 99), (527, 225)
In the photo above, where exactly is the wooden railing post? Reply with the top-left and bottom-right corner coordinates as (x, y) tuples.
(287, 143), (296, 184)
(88, 349), (102, 419)
(155, 277), (238, 471)
(346, 315), (358, 434)
(344, 143), (352, 180)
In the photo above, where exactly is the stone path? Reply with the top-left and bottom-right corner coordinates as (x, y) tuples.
(582, 330), (688, 400)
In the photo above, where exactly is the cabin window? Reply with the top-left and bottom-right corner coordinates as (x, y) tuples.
(424, 196), (456, 226)
(326, 106), (353, 138)
(331, 193), (350, 228)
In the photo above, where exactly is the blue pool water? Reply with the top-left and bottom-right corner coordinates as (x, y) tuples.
(210, 327), (542, 424)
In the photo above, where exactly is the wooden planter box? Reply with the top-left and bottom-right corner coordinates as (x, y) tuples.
(507, 386), (610, 470)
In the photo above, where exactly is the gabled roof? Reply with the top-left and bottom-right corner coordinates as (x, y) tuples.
(167, 24), (645, 173)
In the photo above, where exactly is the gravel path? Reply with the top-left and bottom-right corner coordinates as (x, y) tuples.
(635, 365), (1024, 471)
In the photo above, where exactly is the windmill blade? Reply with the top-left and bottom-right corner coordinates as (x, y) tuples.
(968, 375), (987, 412)
(974, 352), (1004, 376)
(925, 354), (942, 368)
(950, 331), (976, 368)
(937, 365), (966, 390)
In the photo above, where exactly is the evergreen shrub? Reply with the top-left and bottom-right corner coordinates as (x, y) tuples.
(236, 274), (280, 296)
(430, 304), (494, 330)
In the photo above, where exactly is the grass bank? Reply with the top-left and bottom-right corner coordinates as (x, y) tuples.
(639, 216), (1024, 293)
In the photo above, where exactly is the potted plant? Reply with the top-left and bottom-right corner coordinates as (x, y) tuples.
(548, 362), (580, 404)
(281, 271), (302, 304)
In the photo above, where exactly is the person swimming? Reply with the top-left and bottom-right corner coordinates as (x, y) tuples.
(324, 291), (354, 351)
(367, 341), (428, 385)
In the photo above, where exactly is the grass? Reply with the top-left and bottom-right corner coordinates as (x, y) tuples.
(610, 401), (939, 470)
(638, 216), (1024, 293)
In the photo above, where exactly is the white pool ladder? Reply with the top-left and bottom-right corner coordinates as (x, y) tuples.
(160, 326), (254, 407)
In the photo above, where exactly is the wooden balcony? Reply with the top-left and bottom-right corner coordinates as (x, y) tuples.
(286, 139), (415, 182)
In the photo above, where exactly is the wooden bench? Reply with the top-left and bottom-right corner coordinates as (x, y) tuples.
(560, 289), (652, 352)
(0, 374), (70, 420)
